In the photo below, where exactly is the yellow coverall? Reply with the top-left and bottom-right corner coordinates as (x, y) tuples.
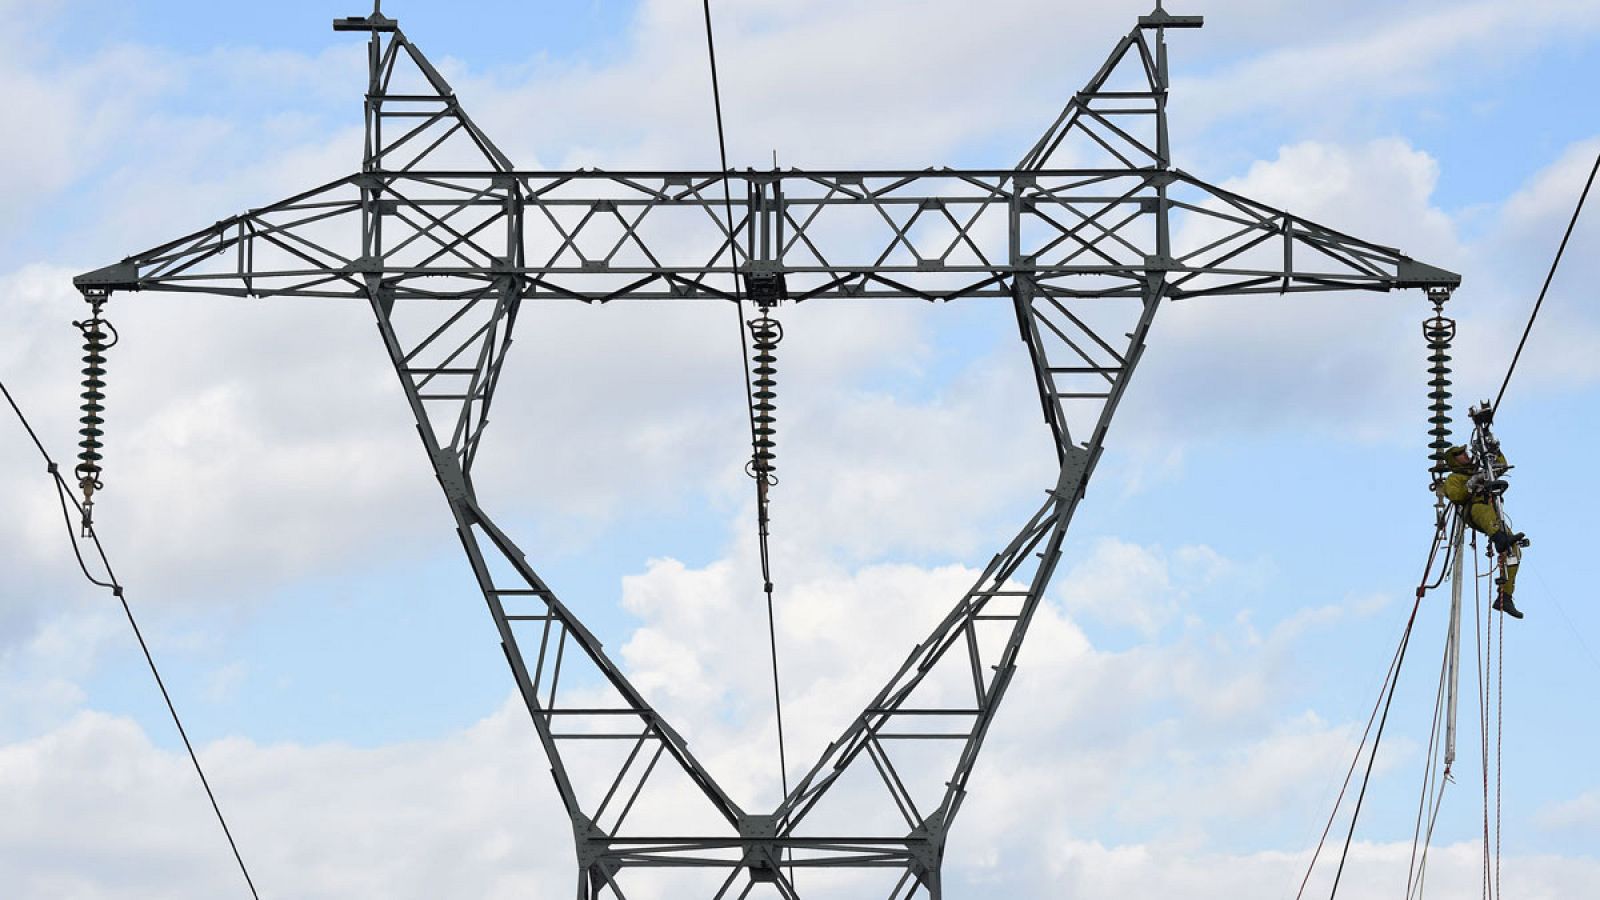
(1441, 453), (1519, 597)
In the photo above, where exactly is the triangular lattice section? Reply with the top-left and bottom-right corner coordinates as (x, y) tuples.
(72, 8), (1463, 897)
(1020, 25), (1165, 171)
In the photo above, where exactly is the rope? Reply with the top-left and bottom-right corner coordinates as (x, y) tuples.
(1319, 150), (1598, 895)
(1299, 517), (1449, 899)
(1, 378), (261, 899)
(1407, 760), (1452, 900)
(1460, 147), (1599, 896)
(1405, 631), (1452, 900)
(1474, 538), (1493, 900)
(1294, 603), (1415, 900)
(1326, 608), (1419, 898)
(1493, 147), (1599, 413)
(1484, 598), (1497, 900)
(699, 0), (795, 852)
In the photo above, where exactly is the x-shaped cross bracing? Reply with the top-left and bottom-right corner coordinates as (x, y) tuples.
(75, 6), (1459, 898)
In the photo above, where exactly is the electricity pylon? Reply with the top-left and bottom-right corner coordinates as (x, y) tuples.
(73, 6), (1460, 897)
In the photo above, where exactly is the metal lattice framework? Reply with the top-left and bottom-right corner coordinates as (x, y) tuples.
(74, 6), (1460, 898)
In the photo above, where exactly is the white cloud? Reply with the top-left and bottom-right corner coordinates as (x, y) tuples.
(1537, 789), (1600, 832)
(1120, 137), (1465, 444)
(3, 3), (1599, 897)
(0, 703), (573, 900)
(1054, 538), (1241, 637)
(1031, 838), (1600, 899)
(1178, 0), (1600, 135)
(3, 556), (1595, 898)
(1468, 139), (1600, 398)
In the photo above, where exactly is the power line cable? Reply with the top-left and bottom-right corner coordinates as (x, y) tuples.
(1295, 589), (1418, 900)
(1313, 518), (1450, 899)
(1493, 148), (1599, 414)
(1405, 636), (1451, 900)
(698, 0), (795, 847)
(1314, 146), (1596, 900)
(1, 378), (261, 899)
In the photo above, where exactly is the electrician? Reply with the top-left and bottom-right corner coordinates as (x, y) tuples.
(1441, 444), (1528, 619)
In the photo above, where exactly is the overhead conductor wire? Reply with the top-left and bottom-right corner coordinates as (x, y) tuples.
(2, 379), (261, 899)
(700, 0), (795, 842)
(1467, 145), (1600, 893)
(1493, 148), (1599, 413)
(1306, 143), (1596, 900)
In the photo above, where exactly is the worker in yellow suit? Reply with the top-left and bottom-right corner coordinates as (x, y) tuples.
(1441, 445), (1527, 619)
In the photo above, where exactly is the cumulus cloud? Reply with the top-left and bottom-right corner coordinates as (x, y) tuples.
(1467, 138), (1600, 398)
(1537, 789), (1600, 833)
(1122, 138), (1465, 444)
(4, 1), (1599, 897)
(2, 541), (1593, 898)
(1176, 0), (1600, 140)
(1055, 538), (1232, 637)
(0, 702), (573, 900)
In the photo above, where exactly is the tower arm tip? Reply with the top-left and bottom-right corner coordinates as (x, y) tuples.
(73, 261), (141, 294)
(1395, 258), (1463, 290)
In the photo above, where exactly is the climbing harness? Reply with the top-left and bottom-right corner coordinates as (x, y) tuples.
(1466, 402), (1528, 613)
(72, 289), (116, 536)
(1306, 281), (1537, 898)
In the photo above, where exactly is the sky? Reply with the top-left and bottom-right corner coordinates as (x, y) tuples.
(1, 0), (1598, 897)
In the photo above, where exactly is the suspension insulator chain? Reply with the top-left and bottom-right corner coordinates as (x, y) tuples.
(1423, 286), (1456, 479)
(72, 291), (117, 535)
(745, 312), (782, 486)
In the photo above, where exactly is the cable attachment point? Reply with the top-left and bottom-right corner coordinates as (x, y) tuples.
(72, 289), (117, 536)
(1422, 286), (1455, 480)
(745, 312), (783, 487)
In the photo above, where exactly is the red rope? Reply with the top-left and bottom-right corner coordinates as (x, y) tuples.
(1474, 538), (1494, 900)
(1495, 606), (1505, 900)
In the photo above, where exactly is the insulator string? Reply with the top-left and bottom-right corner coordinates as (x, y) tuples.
(1422, 289), (1455, 475)
(72, 295), (117, 534)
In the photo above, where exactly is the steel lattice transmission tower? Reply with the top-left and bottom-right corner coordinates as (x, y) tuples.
(74, 5), (1459, 898)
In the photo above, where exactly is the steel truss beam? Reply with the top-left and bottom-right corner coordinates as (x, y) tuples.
(75, 6), (1460, 897)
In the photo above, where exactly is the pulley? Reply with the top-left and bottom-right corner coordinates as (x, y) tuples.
(72, 289), (117, 535)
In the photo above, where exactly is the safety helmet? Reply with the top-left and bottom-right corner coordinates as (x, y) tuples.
(1445, 445), (1473, 474)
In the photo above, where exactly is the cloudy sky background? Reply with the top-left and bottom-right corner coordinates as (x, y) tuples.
(2, 0), (1599, 897)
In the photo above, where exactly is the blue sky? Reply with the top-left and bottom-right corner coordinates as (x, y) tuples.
(2, 0), (1599, 897)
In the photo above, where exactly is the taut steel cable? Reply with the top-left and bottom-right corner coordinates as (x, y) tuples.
(699, 0), (795, 842)
(1, 378), (261, 899)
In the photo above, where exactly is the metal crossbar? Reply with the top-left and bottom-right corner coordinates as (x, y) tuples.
(70, 5), (1459, 897)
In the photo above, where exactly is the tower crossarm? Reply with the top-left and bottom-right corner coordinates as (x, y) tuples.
(73, 166), (1459, 304)
(61, 6), (1466, 897)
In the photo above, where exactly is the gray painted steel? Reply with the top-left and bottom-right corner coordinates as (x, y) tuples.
(74, 5), (1460, 897)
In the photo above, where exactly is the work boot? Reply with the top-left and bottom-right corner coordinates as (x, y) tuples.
(1490, 529), (1519, 554)
(1492, 592), (1525, 620)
